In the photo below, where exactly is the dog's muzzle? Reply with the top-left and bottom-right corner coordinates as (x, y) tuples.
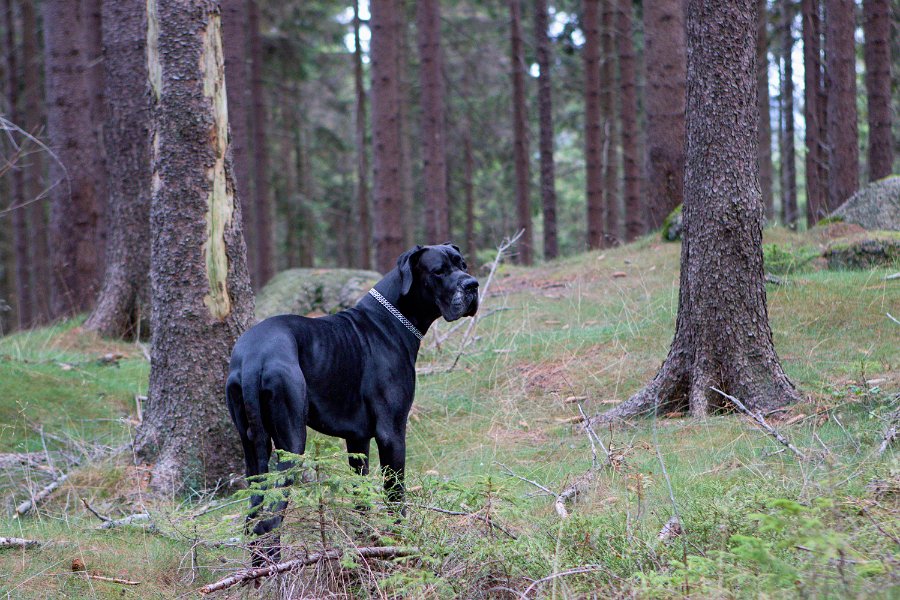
(460, 277), (479, 317)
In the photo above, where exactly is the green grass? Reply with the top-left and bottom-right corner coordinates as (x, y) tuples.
(1, 227), (898, 598)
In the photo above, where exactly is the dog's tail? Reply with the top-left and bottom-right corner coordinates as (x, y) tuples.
(225, 364), (272, 479)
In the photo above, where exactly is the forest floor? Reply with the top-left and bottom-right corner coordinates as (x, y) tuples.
(0, 226), (897, 598)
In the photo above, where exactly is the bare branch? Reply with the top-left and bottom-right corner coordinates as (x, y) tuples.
(878, 410), (898, 456)
(99, 513), (152, 530)
(494, 462), (554, 496)
(0, 537), (41, 549)
(710, 387), (806, 459)
(198, 545), (419, 594)
(15, 472), (68, 516)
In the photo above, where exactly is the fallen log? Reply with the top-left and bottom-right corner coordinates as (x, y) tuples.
(15, 473), (68, 516)
(0, 536), (41, 549)
(199, 545), (418, 594)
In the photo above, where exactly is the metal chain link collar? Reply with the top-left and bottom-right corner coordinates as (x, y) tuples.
(368, 288), (424, 341)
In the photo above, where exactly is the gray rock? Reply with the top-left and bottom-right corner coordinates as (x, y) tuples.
(831, 175), (900, 231)
(255, 268), (382, 321)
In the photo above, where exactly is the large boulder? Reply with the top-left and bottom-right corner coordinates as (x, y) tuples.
(830, 175), (900, 231)
(255, 268), (382, 321)
(824, 233), (900, 270)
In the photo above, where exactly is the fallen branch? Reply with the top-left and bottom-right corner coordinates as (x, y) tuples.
(99, 513), (152, 530)
(83, 574), (141, 585)
(519, 564), (609, 598)
(578, 402), (611, 468)
(0, 536), (41, 549)
(413, 504), (517, 539)
(448, 230), (523, 372)
(198, 545), (419, 594)
(878, 410), (898, 456)
(554, 470), (596, 519)
(81, 498), (111, 522)
(15, 472), (68, 516)
(495, 462), (554, 496)
(710, 387), (806, 459)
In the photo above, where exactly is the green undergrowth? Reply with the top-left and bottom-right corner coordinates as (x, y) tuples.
(1, 227), (898, 598)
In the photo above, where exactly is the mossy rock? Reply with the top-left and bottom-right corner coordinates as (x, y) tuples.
(255, 268), (382, 321)
(830, 175), (900, 231)
(824, 232), (900, 270)
(661, 204), (683, 241)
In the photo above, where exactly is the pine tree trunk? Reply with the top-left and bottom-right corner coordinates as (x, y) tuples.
(824, 0), (859, 211)
(353, 0), (371, 269)
(417, 0), (450, 244)
(22, 0), (49, 325)
(84, 0), (151, 339)
(802, 0), (827, 225)
(221, 0), (257, 287)
(600, 0), (618, 246)
(248, 0), (273, 286)
(862, 0), (892, 181)
(584, 0), (605, 250)
(397, 10), (414, 249)
(595, 0), (800, 424)
(617, 0), (642, 242)
(371, 0), (405, 273)
(509, 0), (533, 264)
(43, 0), (105, 318)
(4, 0), (31, 329)
(780, 0), (798, 227)
(758, 0), (775, 221)
(642, 0), (686, 231)
(534, 0), (558, 259)
(135, 0), (253, 493)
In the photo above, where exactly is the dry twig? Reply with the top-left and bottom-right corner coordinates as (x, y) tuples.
(878, 410), (898, 456)
(99, 513), (152, 530)
(15, 472), (68, 516)
(82, 574), (141, 585)
(198, 545), (418, 594)
(0, 536), (41, 549)
(710, 387), (806, 459)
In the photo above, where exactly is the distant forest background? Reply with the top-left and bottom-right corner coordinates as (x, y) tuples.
(0, 0), (896, 334)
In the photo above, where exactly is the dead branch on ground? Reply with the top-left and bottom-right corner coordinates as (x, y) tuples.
(0, 536), (41, 549)
(198, 545), (419, 594)
(99, 512), (152, 530)
(710, 387), (806, 459)
(878, 410), (898, 456)
(81, 574), (141, 585)
(15, 472), (68, 516)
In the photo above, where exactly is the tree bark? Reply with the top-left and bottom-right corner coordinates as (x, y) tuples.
(824, 0), (859, 211)
(4, 0), (31, 329)
(757, 0), (775, 221)
(595, 0), (800, 423)
(600, 0), (618, 246)
(802, 0), (827, 225)
(780, 0), (798, 228)
(397, 9), (414, 249)
(417, 0), (450, 244)
(135, 0), (253, 492)
(509, 0), (533, 264)
(617, 0), (642, 242)
(534, 0), (558, 259)
(247, 0), (273, 286)
(353, 0), (371, 269)
(221, 0), (257, 287)
(642, 0), (686, 231)
(43, 0), (105, 318)
(84, 0), (151, 339)
(370, 0), (405, 273)
(862, 0), (892, 181)
(22, 0), (49, 324)
(584, 0), (605, 250)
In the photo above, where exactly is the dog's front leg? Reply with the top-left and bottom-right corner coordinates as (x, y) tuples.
(375, 433), (406, 510)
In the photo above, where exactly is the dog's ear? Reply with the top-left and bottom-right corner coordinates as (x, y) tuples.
(442, 242), (461, 253)
(397, 245), (425, 296)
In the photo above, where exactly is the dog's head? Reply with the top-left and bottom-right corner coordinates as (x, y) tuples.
(398, 243), (479, 322)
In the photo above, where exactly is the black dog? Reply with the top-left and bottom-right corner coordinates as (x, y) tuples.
(225, 243), (478, 550)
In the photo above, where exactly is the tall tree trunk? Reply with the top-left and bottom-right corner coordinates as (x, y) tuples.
(758, 0), (775, 221)
(617, 0), (642, 242)
(594, 0), (800, 423)
(862, 0), (892, 181)
(780, 0), (798, 227)
(135, 0), (253, 492)
(21, 0), (49, 324)
(509, 0), (533, 264)
(221, 0), (257, 287)
(642, 0), (686, 231)
(353, 0), (371, 269)
(248, 0), (273, 286)
(83, 0), (106, 264)
(600, 0), (618, 246)
(802, 0), (827, 225)
(370, 0), (405, 273)
(397, 8), (414, 249)
(43, 0), (104, 317)
(84, 0), (151, 339)
(584, 0), (605, 250)
(417, 0), (449, 244)
(824, 0), (859, 211)
(534, 0), (558, 259)
(4, 0), (31, 329)
(462, 68), (476, 260)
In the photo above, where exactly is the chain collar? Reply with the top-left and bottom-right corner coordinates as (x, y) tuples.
(368, 289), (424, 341)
